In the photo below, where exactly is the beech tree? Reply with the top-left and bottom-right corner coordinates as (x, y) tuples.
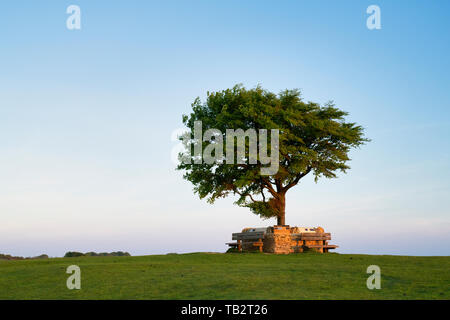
(177, 85), (368, 225)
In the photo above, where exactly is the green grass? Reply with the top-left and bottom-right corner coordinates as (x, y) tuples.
(0, 252), (448, 299)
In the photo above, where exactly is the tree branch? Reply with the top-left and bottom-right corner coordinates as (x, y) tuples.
(259, 179), (266, 203)
(261, 178), (279, 198)
(233, 187), (257, 203)
(282, 166), (312, 192)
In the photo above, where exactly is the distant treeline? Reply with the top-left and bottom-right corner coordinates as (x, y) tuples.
(1, 251), (131, 260)
(64, 251), (131, 257)
(0, 253), (48, 260)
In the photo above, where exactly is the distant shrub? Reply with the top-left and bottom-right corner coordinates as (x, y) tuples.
(0, 254), (20, 260)
(64, 252), (85, 258)
(84, 252), (99, 257)
(112, 251), (130, 257)
(0, 253), (48, 260)
(31, 254), (49, 259)
(64, 251), (131, 257)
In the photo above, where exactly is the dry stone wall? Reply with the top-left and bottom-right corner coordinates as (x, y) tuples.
(238, 225), (333, 254)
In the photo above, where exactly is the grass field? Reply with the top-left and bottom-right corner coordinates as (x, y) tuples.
(0, 252), (448, 299)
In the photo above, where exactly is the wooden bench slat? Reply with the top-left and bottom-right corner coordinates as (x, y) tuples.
(232, 232), (265, 240)
(292, 233), (331, 236)
(295, 236), (331, 241)
(304, 244), (338, 249)
(291, 233), (331, 241)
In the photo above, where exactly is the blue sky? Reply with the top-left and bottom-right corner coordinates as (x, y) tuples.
(1, 1), (449, 257)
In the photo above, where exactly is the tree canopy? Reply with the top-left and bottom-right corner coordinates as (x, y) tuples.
(177, 85), (368, 225)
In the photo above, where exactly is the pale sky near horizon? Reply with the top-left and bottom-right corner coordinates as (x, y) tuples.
(1, 1), (449, 257)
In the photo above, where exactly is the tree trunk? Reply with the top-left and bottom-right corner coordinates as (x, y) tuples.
(276, 193), (286, 225)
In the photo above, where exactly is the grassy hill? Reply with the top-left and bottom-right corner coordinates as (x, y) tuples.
(0, 252), (448, 299)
